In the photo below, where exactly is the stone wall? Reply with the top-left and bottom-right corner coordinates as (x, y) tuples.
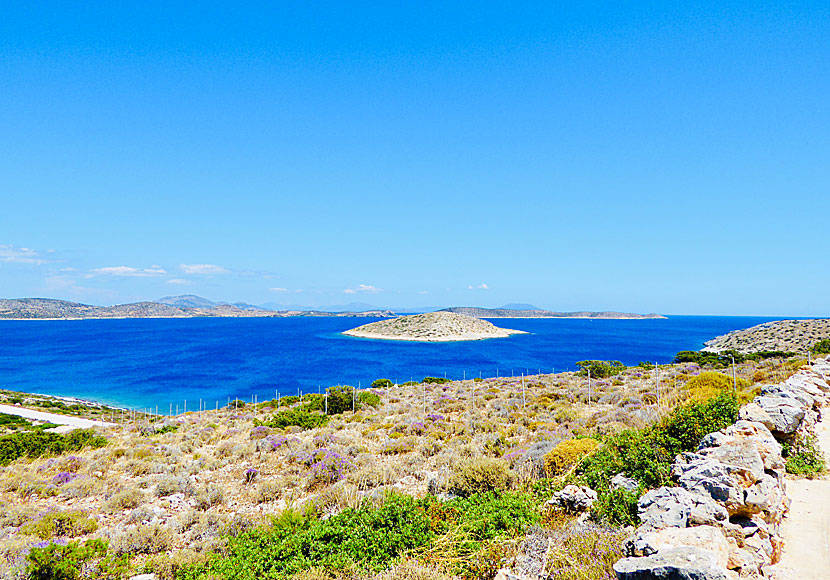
(614, 360), (830, 579)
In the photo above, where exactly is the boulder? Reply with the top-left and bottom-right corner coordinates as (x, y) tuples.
(626, 525), (731, 567)
(760, 384), (815, 409)
(637, 487), (693, 529)
(752, 396), (805, 436)
(545, 484), (597, 513)
(697, 420), (783, 478)
(738, 404), (775, 432)
(672, 455), (745, 514)
(614, 546), (732, 580)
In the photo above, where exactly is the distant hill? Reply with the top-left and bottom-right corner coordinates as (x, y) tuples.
(441, 306), (666, 319)
(0, 298), (393, 320)
(499, 303), (541, 311)
(156, 295), (272, 311)
(155, 294), (222, 309)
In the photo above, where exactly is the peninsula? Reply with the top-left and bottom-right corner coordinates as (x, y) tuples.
(440, 307), (666, 319)
(702, 318), (830, 353)
(343, 311), (527, 342)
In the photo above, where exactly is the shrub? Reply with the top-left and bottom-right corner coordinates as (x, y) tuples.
(423, 377), (450, 384)
(105, 487), (144, 512)
(256, 408), (329, 430)
(20, 510), (99, 539)
(575, 360), (624, 379)
(448, 457), (513, 497)
(358, 391), (381, 408)
(811, 339), (830, 355)
(0, 429), (107, 466)
(112, 524), (173, 555)
(545, 523), (628, 580)
(371, 379), (393, 389)
(590, 487), (640, 526)
(179, 492), (539, 580)
(543, 438), (599, 476)
(783, 434), (826, 475)
(684, 371), (749, 402)
(194, 484), (224, 510)
(25, 538), (109, 580)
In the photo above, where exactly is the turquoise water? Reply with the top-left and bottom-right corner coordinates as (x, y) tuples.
(0, 315), (788, 411)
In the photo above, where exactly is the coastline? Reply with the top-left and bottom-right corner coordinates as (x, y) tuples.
(342, 328), (528, 342)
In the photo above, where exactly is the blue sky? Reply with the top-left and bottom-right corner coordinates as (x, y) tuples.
(1, 2), (828, 315)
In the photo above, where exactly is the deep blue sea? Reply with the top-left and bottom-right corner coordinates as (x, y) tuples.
(0, 316), (789, 412)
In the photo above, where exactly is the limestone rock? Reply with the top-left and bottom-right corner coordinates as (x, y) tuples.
(627, 525), (731, 568)
(545, 484), (597, 513)
(614, 546), (732, 580)
(637, 487), (693, 529)
(738, 404), (775, 432)
(752, 396), (805, 436)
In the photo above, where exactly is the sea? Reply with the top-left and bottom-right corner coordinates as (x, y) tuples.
(0, 315), (791, 412)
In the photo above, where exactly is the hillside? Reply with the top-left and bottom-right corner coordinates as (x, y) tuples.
(441, 306), (666, 319)
(702, 318), (830, 353)
(343, 311), (527, 341)
(0, 351), (815, 579)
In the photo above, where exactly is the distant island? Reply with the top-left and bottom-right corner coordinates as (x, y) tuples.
(440, 306), (666, 319)
(702, 318), (830, 353)
(0, 297), (395, 320)
(343, 311), (527, 342)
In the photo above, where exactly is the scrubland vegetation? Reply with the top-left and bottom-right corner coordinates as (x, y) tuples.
(0, 353), (817, 579)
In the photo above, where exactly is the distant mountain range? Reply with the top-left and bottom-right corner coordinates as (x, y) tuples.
(0, 297), (395, 320)
(0, 296), (665, 321)
(441, 307), (666, 319)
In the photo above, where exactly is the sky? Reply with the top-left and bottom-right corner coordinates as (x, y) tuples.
(1, 2), (828, 315)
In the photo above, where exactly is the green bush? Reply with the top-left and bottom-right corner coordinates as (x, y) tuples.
(256, 407), (329, 430)
(358, 391), (381, 408)
(371, 379), (393, 389)
(448, 458), (513, 497)
(0, 429), (107, 466)
(783, 434), (826, 475)
(575, 392), (740, 525)
(177, 492), (539, 580)
(575, 360), (624, 379)
(26, 539), (108, 580)
(674, 349), (796, 367)
(811, 339), (830, 355)
(423, 377), (450, 384)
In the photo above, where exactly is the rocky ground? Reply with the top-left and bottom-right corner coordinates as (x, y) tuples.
(342, 311), (528, 341)
(703, 319), (830, 354)
(612, 359), (830, 579)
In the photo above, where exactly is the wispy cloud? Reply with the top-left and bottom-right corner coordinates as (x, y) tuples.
(0, 244), (46, 265)
(269, 287), (288, 293)
(344, 284), (383, 294)
(180, 264), (229, 275)
(467, 283), (489, 290)
(88, 266), (167, 278)
(166, 278), (190, 285)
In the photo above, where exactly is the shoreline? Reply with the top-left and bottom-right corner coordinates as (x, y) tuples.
(342, 329), (528, 342)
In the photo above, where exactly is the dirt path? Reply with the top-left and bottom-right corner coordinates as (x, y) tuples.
(777, 418), (830, 578)
(0, 404), (115, 428)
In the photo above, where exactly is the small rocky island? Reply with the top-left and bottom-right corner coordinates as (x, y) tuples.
(703, 318), (830, 353)
(342, 311), (528, 342)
